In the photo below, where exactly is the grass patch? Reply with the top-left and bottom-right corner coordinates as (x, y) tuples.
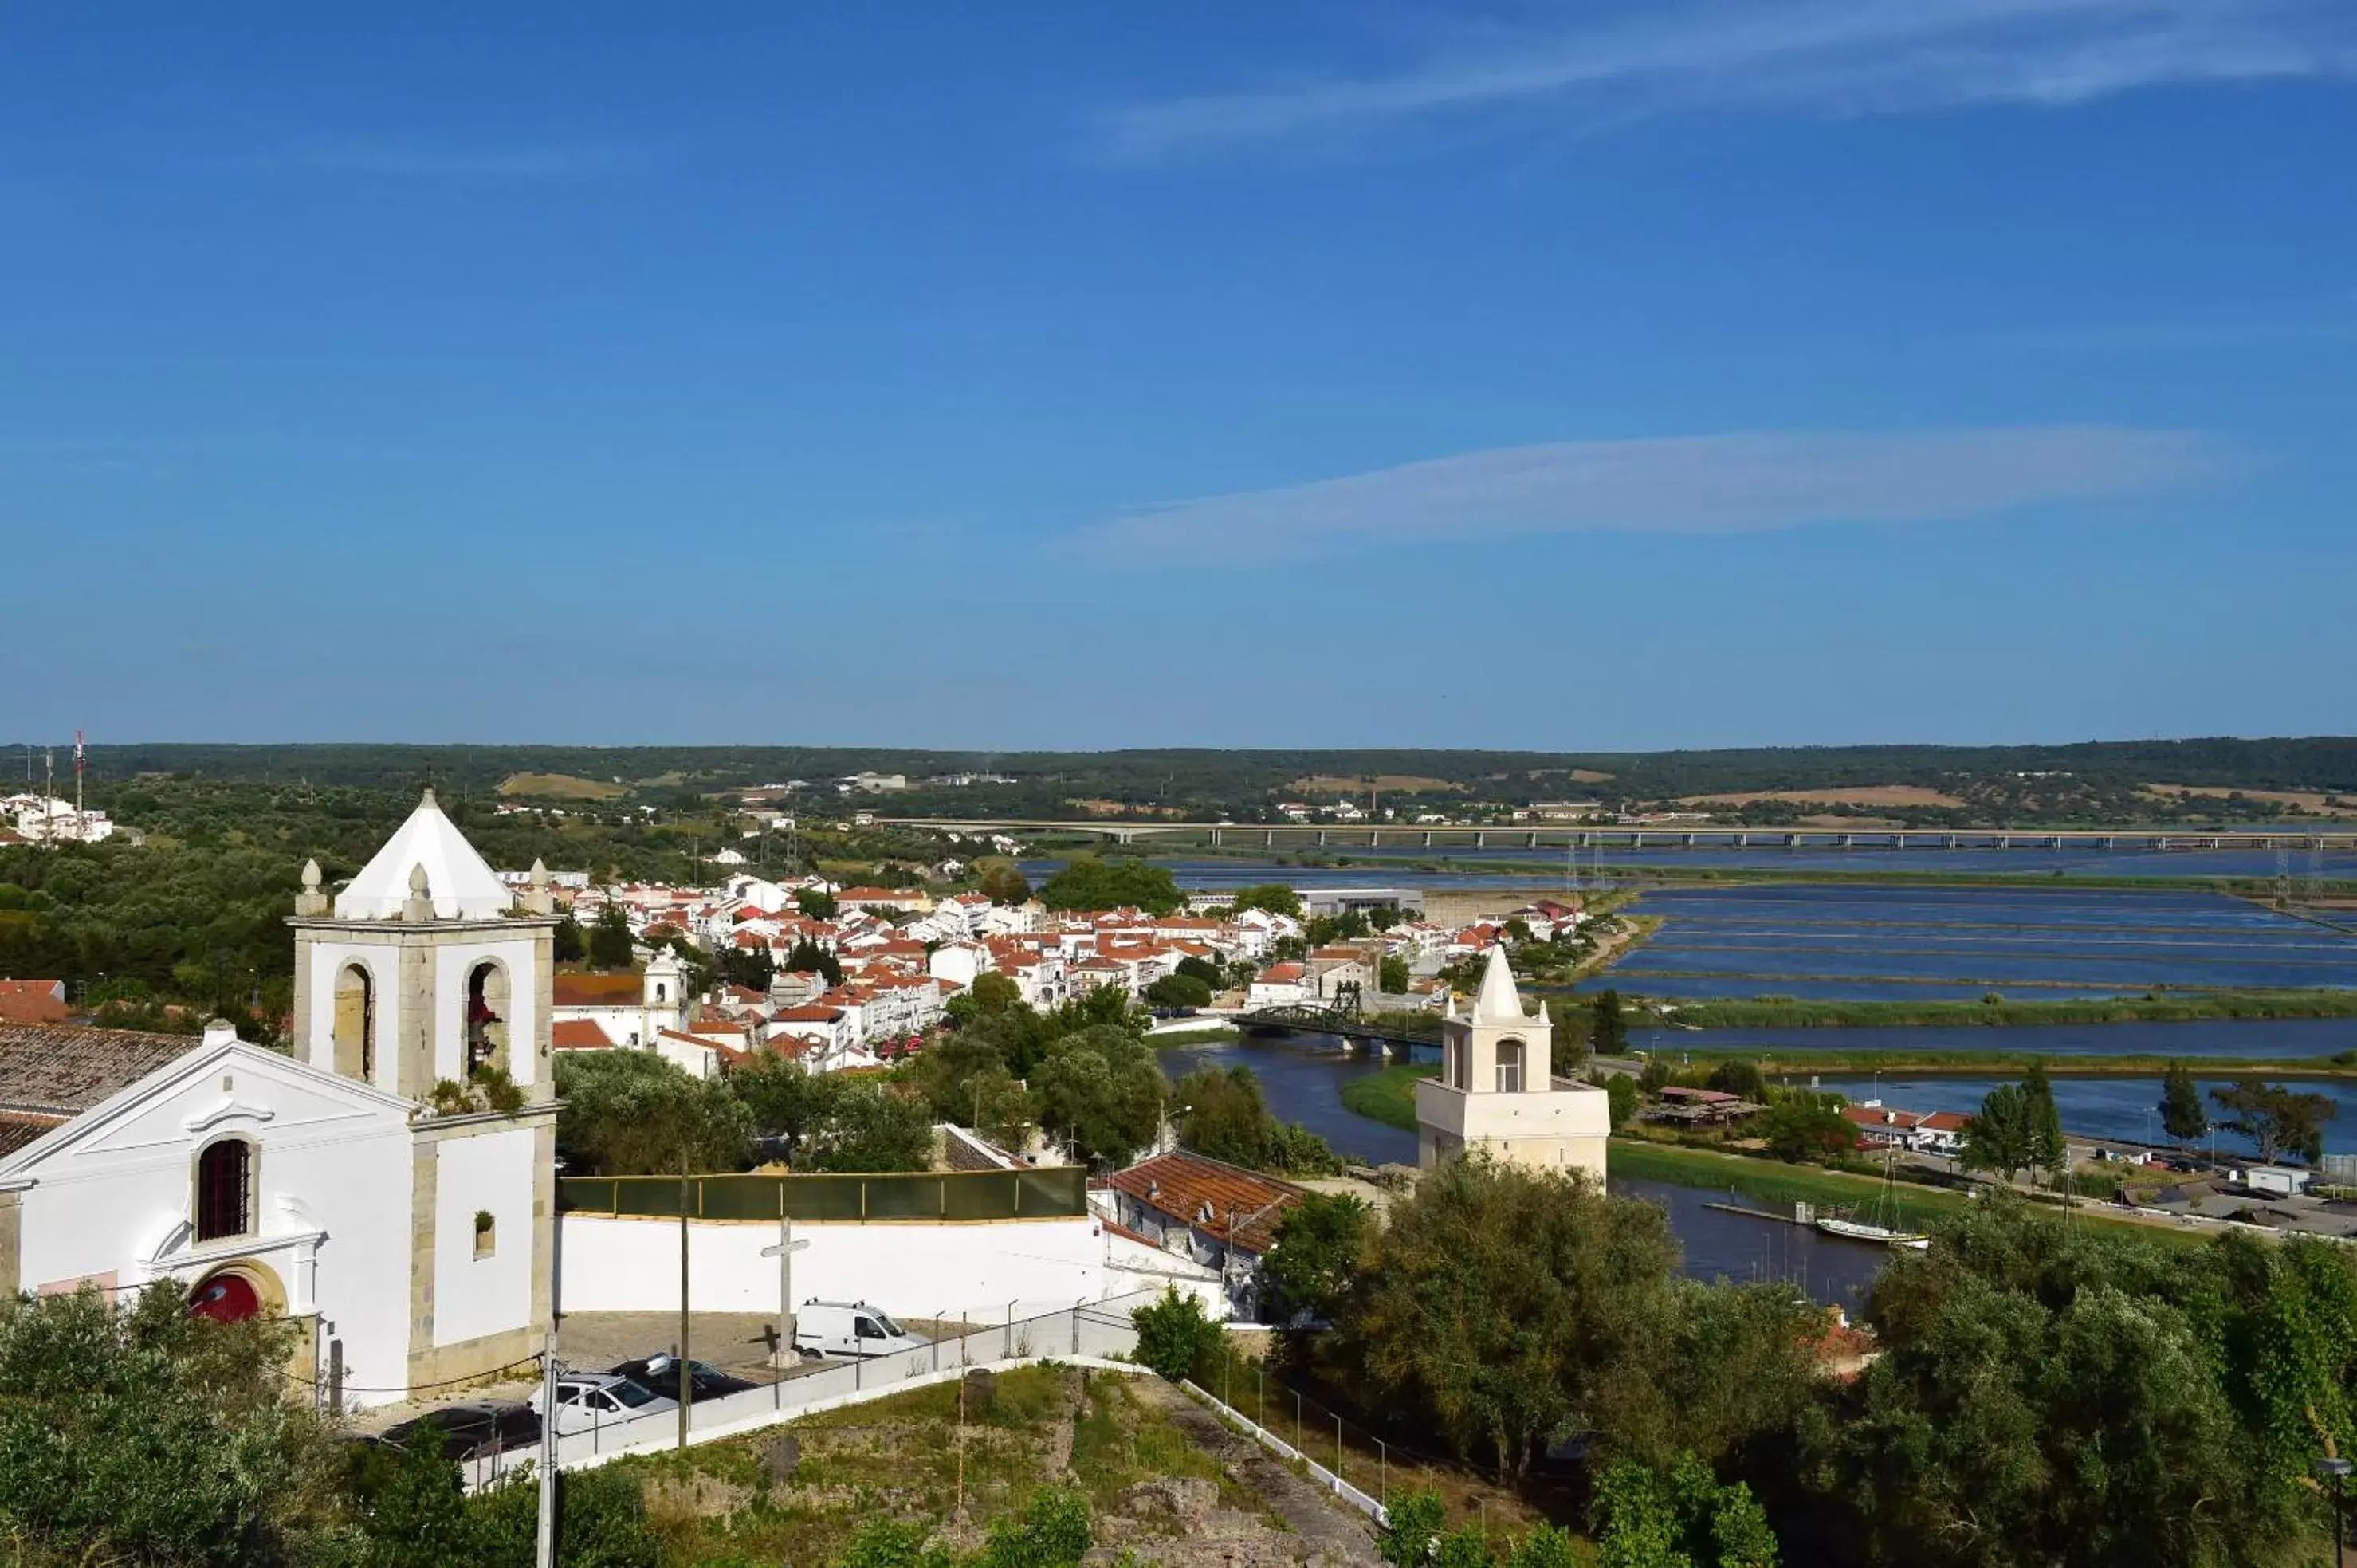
(1340, 1063), (1436, 1132)
(1609, 1137), (2205, 1248)
(497, 771), (627, 800)
(1150, 1025), (1243, 1047)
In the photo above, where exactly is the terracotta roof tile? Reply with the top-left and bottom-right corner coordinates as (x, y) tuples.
(0, 1020), (198, 1118)
(1103, 1150), (1305, 1254)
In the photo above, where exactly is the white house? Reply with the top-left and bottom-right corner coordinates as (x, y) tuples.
(548, 950), (689, 1049)
(0, 790), (556, 1409)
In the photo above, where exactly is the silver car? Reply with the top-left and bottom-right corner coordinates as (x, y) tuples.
(529, 1371), (678, 1436)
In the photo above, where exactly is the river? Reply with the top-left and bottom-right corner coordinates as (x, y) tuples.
(1630, 1016), (2357, 1060)
(1158, 1032), (1886, 1309)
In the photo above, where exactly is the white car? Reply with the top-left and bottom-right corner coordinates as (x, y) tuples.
(530, 1372), (678, 1436)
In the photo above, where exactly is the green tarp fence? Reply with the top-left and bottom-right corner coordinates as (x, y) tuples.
(559, 1167), (1089, 1223)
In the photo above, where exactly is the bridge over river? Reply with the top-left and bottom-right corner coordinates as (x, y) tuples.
(883, 817), (2357, 854)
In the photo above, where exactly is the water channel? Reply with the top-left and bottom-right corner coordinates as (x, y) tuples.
(1158, 1032), (1888, 1310)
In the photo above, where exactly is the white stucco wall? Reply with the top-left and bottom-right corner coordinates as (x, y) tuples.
(8, 1044), (418, 1407)
(430, 1125), (538, 1348)
(560, 1214), (1108, 1323)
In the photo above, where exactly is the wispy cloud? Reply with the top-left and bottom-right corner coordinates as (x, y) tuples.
(1098, 0), (2357, 161)
(1074, 426), (2228, 560)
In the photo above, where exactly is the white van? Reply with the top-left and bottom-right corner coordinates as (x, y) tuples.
(793, 1299), (928, 1359)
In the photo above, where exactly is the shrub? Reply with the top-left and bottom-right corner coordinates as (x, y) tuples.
(1131, 1287), (1223, 1383)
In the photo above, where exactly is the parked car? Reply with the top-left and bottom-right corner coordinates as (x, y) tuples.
(368, 1400), (540, 1461)
(794, 1299), (929, 1359)
(529, 1373), (677, 1436)
(608, 1354), (757, 1402)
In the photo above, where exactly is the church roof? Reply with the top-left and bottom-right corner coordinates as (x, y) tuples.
(1471, 942), (1535, 1024)
(336, 789), (513, 921)
(0, 1020), (197, 1117)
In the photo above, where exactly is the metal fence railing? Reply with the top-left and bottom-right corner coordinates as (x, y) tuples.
(558, 1167), (1089, 1223)
(1180, 1379), (1390, 1527)
(465, 1290), (1153, 1487)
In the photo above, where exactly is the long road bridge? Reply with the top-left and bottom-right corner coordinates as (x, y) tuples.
(881, 817), (2357, 854)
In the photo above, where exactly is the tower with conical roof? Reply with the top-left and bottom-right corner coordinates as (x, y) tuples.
(286, 788), (558, 1390)
(1415, 943), (1609, 1178)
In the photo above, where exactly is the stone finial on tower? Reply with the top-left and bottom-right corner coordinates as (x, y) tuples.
(404, 863), (435, 923)
(294, 857), (329, 917)
(522, 857), (556, 916)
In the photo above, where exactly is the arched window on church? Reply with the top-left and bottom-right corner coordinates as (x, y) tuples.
(1495, 1038), (1525, 1094)
(332, 963), (375, 1083)
(654, 982), (667, 1004)
(195, 1138), (253, 1242)
(466, 961), (510, 1078)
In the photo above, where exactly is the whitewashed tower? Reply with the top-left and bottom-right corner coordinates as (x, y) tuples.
(1414, 943), (1610, 1179)
(288, 789), (557, 1389)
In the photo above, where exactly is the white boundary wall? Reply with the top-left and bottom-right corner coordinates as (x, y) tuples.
(463, 1295), (1153, 1489)
(560, 1212), (1111, 1323)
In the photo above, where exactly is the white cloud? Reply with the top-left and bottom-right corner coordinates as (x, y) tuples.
(1074, 426), (2227, 560)
(1098, 0), (2357, 160)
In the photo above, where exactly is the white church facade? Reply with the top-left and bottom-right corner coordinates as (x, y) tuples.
(0, 791), (557, 1409)
(1414, 943), (1610, 1180)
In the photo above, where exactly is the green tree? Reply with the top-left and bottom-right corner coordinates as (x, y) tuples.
(1173, 1065), (1272, 1166)
(1032, 1024), (1166, 1165)
(0, 1283), (348, 1565)
(1605, 1072), (1640, 1131)
(2159, 1060), (2209, 1146)
(1756, 1094), (1856, 1164)
(1591, 1453), (1778, 1568)
(976, 858), (1031, 906)
(1377, 1491), (1446, 1568)
(805, 1081), (936, 1172)
(552, 912), (586, 964)
(783, 937), (843, 987)
(1174, 953), (1226, 990)
(795, 886), (839, 919)
(1144, 972), (1214, 1010)
(1132, 1286), (1224, 1382)
(729, 1056), (843, 1158)
(1229, 883), (1302, 918)
(1962, 1081), (2037, 1185)
(2211, 1079), (2336, 1165)
(2022, 1060), (2067, 1182)
(1705, 1059), (1766, 1100)
(1037, 856), (1183, 916)
(553, 1050), (752, 1174)
(1379, 954), (1410, 993)
(1336, 1154), (1679, 1476)
(1261, 1190), (1371, 1326)
(586, 904), (636, 969)
(1593, 989), (1630, 1055)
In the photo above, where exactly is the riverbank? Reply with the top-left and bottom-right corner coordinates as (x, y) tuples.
(1607, 989), (2357, 1029)
(1145, 1022), (1243, 1047)
(1338, 1063), (1433, 1131)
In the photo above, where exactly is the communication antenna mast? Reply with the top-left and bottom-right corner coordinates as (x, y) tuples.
(73, 730), (84, 820)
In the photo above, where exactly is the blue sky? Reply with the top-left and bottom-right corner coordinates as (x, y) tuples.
(3, 2), (2353, 750)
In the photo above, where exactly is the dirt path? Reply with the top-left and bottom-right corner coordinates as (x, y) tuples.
(1136, 1378), (1383, 1567)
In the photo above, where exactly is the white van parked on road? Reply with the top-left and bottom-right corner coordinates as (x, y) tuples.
(793, 1299), (928, 1359)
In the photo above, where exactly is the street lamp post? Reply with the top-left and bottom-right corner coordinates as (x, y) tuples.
(2318, 1456), (2352, 1568)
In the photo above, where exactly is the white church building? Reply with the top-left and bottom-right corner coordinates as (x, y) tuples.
(1415, 943), (1611, 1179)
(0, 790), (557, 1409)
